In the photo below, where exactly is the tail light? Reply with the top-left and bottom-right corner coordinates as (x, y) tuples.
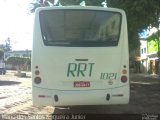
(34, 65), (42, 84)
(34, 77), (41, 84)
(122, 69), (127, 74)
(35, 70), (40, 75)
(121, 65), (128, 83)
(121, 76), (127, 83)
(35, 65), (39, 69)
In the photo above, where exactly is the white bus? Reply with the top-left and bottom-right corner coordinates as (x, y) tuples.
(32, 6), (130, 106)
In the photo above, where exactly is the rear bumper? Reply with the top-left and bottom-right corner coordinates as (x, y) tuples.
(32, 85), (130, 106)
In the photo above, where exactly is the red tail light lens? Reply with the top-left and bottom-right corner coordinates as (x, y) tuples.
(34, 77), (41, 84)
(121, 76), (127, 83)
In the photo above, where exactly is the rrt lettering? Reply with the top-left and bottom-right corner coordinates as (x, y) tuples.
(67, 63), (95, 77)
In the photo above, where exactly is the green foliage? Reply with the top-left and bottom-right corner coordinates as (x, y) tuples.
(59, 0), (82, 5)
(0, 38), (12, 52)
(128, 32), (140, 51)
(59, 0), (105, 6)
(107, 0), (160, 30)
(147, 31), (160, 53)
(107, 0), (160, 50)
(29, 2), (42, 13)
(147, 39), (159, 53)
(30, 0), (58, 13)
(29, 0), (105, 12)
(0, 49), (4, 60)
(4, 37), (12, 52)
(85, 0), (104, 6)
(6, 57), (31, 66)
(147, 31), (160, 41)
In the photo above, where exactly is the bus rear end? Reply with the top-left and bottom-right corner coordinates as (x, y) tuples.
(32, 6), (129, 106)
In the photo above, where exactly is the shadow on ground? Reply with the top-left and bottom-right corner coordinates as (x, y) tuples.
(54, 105), (112, 114)
(53, 105), (140, 120)
(0, 81), (21, 86)
(52, 74), (160, 116)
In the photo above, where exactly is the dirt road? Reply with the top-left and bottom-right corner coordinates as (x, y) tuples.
(0, 71), (160, 120)
(0, 71), (54, 116)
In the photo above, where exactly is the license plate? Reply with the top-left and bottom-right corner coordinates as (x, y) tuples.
(74, 81), (90, 87)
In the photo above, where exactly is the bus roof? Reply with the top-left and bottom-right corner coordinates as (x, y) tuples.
(35, 6), (125, 13)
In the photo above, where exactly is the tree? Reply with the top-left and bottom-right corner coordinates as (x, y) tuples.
(0, 49), (4, 60)
(0, 37), (12, 53)
(30, 0), (55, 12)
(85, 0), (104, 6)
(58, 0), (82, 6)
(4, 37), (12, 52)
(7, 57), (22, 66)
(107, 0), (160, 50)
(29, 0), (104, 12)
(58, 0), (104, 6)
(6, 57), (31, 71)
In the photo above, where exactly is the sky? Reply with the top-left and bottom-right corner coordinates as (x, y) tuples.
(140, 27), (158, 39)
(0, 0), (33, 50)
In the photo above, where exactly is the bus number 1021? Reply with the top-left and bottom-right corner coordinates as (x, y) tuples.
(100, 73), (117, 80)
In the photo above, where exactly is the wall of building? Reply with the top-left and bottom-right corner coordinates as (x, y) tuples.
(140, 39), (148, 73)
